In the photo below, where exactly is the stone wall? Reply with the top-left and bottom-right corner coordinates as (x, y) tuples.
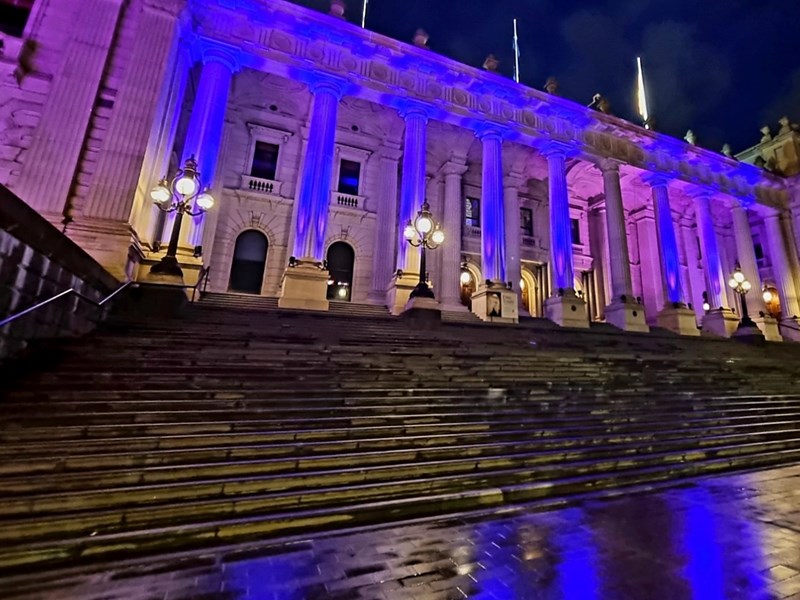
(0, 185), (119, 361)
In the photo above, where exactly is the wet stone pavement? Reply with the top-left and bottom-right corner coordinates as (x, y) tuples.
(9, 464), (800, 600)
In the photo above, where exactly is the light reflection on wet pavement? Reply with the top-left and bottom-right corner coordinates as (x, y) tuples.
(9, 465), (800, 599)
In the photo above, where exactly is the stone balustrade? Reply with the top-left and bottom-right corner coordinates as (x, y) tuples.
(0, 185), (118, 361)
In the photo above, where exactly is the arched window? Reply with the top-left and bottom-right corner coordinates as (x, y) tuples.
(228, 230), (268, 294)
(460, 267), (478, 309)
(326, 242), (355, 301)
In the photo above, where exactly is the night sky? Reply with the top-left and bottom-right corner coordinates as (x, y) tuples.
(290, 0), (800, 153)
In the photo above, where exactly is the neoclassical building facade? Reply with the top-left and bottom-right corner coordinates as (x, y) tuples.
(2, 0), (800, 338)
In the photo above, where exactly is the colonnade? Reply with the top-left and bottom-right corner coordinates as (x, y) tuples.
(169, 44), (800, 339)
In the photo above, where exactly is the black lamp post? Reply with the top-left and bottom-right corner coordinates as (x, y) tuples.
(149, 156), (215, 278)
(728, 263), (755, 329)
(403, 200), (444, 299)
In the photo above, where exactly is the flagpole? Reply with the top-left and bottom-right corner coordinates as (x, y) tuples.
(636, 56), (650, 130)
(513, 18), (520, 83)
(361, 0), (368, 28)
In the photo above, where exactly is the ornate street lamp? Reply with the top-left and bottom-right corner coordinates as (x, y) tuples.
(149, 156), (214, 277)
(403, 200), (444, 299)
(728, 263), (755, 328)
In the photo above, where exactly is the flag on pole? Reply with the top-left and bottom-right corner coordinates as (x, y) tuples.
(361, 0), (368, 28)
(513, 19), (521, 83)
(636, 56), (650, 129)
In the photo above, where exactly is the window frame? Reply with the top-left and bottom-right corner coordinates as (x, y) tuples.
(245, 123), (292, 184)
(332, 144), (372, 198)
(520, 207), (533, 237)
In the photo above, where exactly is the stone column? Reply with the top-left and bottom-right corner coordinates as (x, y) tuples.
(387, 106), (428, 314)
(181, 48), (240, 250)
(469, 129), (517, 323)
(13, 0), (125, 220)
(279, 78), (343, 311)
(763, 209), (800, 340)
(731, 201), (781, 341)
(368, 143), (401, 304)
(646, 174), (699, 335)
(504, 172), (525, 306)
(599, 160), (648, 331)
(693, 191), (738, 336)
(73, 1), (183, 279)
(439, 159), (469, 311)
(542, 143), (588, 328)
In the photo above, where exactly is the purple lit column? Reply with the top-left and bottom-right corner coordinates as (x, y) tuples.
(543, 145), (575, 293)
(731, 201), (768, 315)
(600, 161), (634, 302)
(395, 108), (428, 273)
(693, 192), (730, 309)
(764, 210), (800, 318)
(479, 129), (506, 282)
(440, 160), (469, 308)
(648, 175), (684, 305)
(504, 173), (524, 295)
(292, 81), (343, 261)
(182, 48), (239, 247)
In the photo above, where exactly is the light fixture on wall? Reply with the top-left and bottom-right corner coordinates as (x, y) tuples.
(403, 200), (444, 299)
(149, 156), (214, 278)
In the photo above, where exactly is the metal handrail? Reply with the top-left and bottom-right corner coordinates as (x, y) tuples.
(0, 281), (135, 329)
(191, 266), (211, 302)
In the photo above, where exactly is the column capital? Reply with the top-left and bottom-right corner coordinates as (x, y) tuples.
(641, 172), (672, 188)
(296, 71), (349, 100)
(686, 187), (717, 202)
(393, 99), (433, 122)
(595, 157), (621, 175)
(472, 122), (509, 142)
(503, 171), (526, 190)
(378, 142), (403, 162)
(191, 38), (243, 73)
(538, 140), (577, 160)
(439, 158), (468, 178)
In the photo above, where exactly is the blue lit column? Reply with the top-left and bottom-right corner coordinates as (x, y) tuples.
(478, 129), (506, 283)
(387, 105), (428, 315)
(182, 47), (239, 249)
(292, 80), (343, 261)
(599, 160), (648, 331)
(395, 108), (428, 274)
(646, 174), (700, 335)
(763, 209), (800, 339)
(541, 143), (587, 328)
(693, 192), (730, 310)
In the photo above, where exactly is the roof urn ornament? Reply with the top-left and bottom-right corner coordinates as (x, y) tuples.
(329, 0), (346, 18)
(413, 29), (429, 48)
(684, 130), (696, 145)
(544, 76), (559, 95)
(482, 54), (499, 72)
(777, 116), (798, 136)
(721, 144), (733, 158)
(760, 125), (772, 143)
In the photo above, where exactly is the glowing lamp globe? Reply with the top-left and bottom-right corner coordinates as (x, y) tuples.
(337, 287), (347, 298)
(196, 190), (215, 211)
(150, 180), (171, 204)
(431, 228), (445, 245)
(763, 290), (773, 303)
(702, 302), (711, 311)
(403, 223), (416, 241)
(175, 173), (198, 197)
(742, 280), (752, 292)
(728, 278), (738, 289)
(733, 270), (745, 284)
(460, 271), (472, 285)
(519, 279), (525, 290)
(415, 215), (433, 234)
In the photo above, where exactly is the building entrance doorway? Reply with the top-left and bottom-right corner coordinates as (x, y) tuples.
(228, 230), (268, 294)
(326, 242), (355, 301)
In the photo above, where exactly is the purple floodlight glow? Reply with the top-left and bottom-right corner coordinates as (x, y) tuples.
(478, 128), (506, 282)
(648, 175), (683, 304)
(396, 106), (428, 269)
(542, 143), (576, 291)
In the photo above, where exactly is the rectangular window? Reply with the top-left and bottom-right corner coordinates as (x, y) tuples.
(0, 0), (33, 37)
(465, 197), (481, 228)
(571, 218), (581, 245)
(337, 159), (361, 195)
(520, 208), (533, 236)
(754, 242), (764, 261)
(250, 141), (280, 181)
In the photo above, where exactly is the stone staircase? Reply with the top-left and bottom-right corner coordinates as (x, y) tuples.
(3, 295), (800, 575)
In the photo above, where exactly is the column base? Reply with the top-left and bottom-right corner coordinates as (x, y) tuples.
(779, 317), (800, 342)
(656, 306), (700, 336)
(544, 294), (589, 328)
(701, 308), (739, 338)
(604, 300), (649, 333)
(278, 260), (329, 311)
(471, 283), (519, 324)
(751, 315), (782, 342)
(400, 296), (442, 329)
(387, 273), (420, 316)
(732, 320), (766, 344)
